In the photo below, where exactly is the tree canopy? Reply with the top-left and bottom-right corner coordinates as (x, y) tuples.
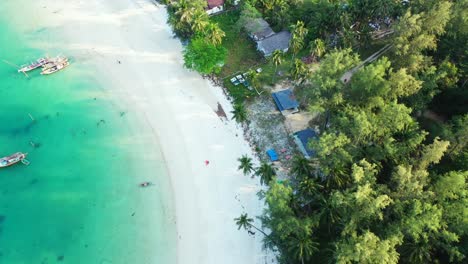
(183, 37), (227, 74)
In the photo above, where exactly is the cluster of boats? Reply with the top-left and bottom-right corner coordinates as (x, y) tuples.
(1, 56), (71, 169)
(18, 56), (70, 75)
(4, 55), (73, 169)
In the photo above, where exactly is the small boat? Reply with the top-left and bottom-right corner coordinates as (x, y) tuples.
(139, 182), (152, 187)
(18, 58), (50, 73)
(0, 152), (27, 168)
(42, 56), (68, 70)
(41, 60), (70, 75)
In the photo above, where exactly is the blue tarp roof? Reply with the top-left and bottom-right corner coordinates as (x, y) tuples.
(294, 129), (318, 157)
(272, 89), (299, 111)
(266, 149), (279, 161)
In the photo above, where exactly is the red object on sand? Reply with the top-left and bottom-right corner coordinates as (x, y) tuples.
(205, 160), (210, 166)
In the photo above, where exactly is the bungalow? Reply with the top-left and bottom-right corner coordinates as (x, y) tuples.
(272, 89), (299, 116)
(293, 128), (318, 159)
(244, 18), (291, 57)
(245, 18), (275, 41)
(206, 0), (224, 15)
(257, 31), (291, 56)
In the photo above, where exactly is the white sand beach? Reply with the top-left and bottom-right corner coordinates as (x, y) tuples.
(15, 0), (272, 263)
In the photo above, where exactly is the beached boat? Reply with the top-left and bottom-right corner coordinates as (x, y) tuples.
(41, 60), (70, 75)
(18, 57), (49, 73)
(0, 152), (27, 168)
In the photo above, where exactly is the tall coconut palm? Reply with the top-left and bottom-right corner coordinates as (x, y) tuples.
(259, 0), (275, 11)
(191, 10), (209, 33)
(293, 21), (308, 41)
(325, 170), (350, 190)
(237, 155), (254, 176)
(173, 0), (194, 24)
(310, 38), (326, 59)
(319, 194), (342, 232)
(402, 240), (432, 264)
(231, 103), (247, 123)
(271, 49), (283, 81)
(290, 20), (308, 60)
(290, 59), (308, 83)
(288, 233), (319, 264)
(246, 69), (260, 90)
(204, 23), (225, 46)
(255, 163), (276, 185)
(290, 35), (304, 61)
(234, 213), (268, 236)
(291, 155), (314, 178)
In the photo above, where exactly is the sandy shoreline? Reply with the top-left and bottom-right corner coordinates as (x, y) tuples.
(16, 0), (272, 263)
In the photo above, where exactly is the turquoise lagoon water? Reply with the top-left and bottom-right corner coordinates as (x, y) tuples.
(0, 5), (176, 264)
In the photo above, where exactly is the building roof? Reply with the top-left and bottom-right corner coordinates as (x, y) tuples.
(257, 31), (291, 56)
(244, 18), (275, 41)
(294, 129), (318, 158)
(207, 0), (224, 9)
(272, 89), (299, 112)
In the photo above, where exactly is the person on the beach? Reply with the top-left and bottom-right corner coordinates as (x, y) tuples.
(205, 160), (210, 166)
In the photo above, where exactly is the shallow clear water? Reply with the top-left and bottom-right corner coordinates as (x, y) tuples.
(0, 4), (176, 264)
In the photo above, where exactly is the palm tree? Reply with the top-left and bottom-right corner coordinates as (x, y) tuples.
(173, 0), (193, 24)
(204, 23), (225, 46)
(237, 155), (254, 176)
(297, 178), (323, 204)
(234, 213), (268, 236)
(191, 10), (209, 33)
(319, 195), (342, 233)
(291, 155), (314, 178)
(259, 0), (275, 11)
(271, 49), (283, 81)
(290, 59), (308, 83)
(231, 103), (247, 123)
(288, 234), (319, 264)
(310, 38), (326, 60)
(293, 21), (308, 40)
(402, 240), (432, 264)
(325, 169), (350, 190)
(290, 35), (304, 61)
(255, 163), (276, 185)
(246, 69), (260, 90)
(290, 20), (308, 60)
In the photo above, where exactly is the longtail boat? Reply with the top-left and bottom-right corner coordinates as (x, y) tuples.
(18, 58), (50, 73)
(42, 56), (68, 70)
(41, 60), (70, 75)
(0, 152), (27, 168)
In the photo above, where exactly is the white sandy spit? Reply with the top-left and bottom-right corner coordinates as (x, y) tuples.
(18, 0), (277, 263)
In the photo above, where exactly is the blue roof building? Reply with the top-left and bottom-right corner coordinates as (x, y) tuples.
(272, 89), (299, 115)
(293, 128), (318, 159)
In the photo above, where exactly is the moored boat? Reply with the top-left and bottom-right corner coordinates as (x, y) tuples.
(18, 58), (50, 73)
(41, 60), (70, 75)
(0, 152), (27, 168)
(42, 56), (68, 70)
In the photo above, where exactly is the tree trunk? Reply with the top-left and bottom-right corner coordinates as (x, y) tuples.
(273, 65), (278, 82)
(250, 224), (268, 237)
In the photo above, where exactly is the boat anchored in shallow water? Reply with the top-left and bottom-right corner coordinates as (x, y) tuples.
(41, 60), (70, 75)
(18, 57), (50, 73)
(0, 152), (29, 168)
